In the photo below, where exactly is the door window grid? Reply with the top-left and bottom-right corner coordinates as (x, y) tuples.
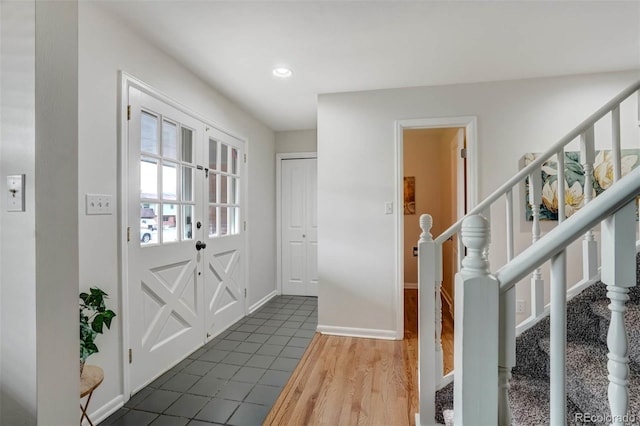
(208, 138), (241, 237)
(140, 109), (196, 245)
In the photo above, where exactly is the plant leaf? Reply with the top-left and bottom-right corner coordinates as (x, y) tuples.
(92, 315), (104, 333)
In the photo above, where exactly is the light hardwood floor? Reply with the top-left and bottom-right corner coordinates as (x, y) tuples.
(265, 289), (454, 425)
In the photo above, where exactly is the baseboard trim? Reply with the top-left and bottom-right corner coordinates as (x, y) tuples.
(249, 290), (278, 314)
(405, 282), (418, 289)
(317, 325), (398, 340)
(85, 395), (124, 426)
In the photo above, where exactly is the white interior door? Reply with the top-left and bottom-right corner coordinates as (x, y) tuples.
(281, 158), (318, 296)
(203, 131), (246, 341)
(127, 88), (206, 392)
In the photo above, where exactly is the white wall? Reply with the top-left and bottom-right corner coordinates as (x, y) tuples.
(1, 2), (37, 423)
(1, 2), (79, 424)
(317, 71), (640, 337)
(35, 2), (80, 423)
(275, 129), (317, 153)
(79, 2), (276, 418)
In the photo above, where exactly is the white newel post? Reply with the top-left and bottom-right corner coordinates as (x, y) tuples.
(601, 201), (636, 424)
(580, 126), (598, 280)
(416, 214), (437, 426)
(454, 215), (499, 426)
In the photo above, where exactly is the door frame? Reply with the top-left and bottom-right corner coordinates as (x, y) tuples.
(118, 71), (249, 400)
(275, 152), (317, 297)
(394, 116), (478, 339)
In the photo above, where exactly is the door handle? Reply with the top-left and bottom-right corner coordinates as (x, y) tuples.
(196, 241), (207, 251)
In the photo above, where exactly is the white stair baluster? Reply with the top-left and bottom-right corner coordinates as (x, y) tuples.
(580, 127), (598, 280)
(550, 149), (568, 425)
(611, 106), (622, 182)
(498, 190), (515, 426)
(601, 201), (636, 424)
(550, 249), (567, 426)
(435, 241), (444, 382)
(416, 214), (437, 426)
(556, 151), (566, 222)
(528, 166), (544, 319)
(454, 215), (499, 426)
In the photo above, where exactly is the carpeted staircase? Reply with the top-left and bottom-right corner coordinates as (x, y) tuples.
(435, 252), (640, 425)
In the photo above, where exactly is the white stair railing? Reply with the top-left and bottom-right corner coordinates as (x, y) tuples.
(415, 80), (640, 425)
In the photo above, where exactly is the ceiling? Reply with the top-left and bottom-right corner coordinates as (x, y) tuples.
(97, 1), (640, 132)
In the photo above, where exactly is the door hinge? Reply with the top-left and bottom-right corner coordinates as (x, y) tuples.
(127, 226), (131, 242)
(460, 148), (467, 159)
(129, 348), (133, 364)
(244, 288), (247, 298)
(127, 105), (131, 121)
(243, 221), (246, 231)
(244, 153), (247, 163)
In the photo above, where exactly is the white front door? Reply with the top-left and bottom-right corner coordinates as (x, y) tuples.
(281, 158), (318, 296)
(127, 88), (246, 392)
(203, 131), (246, 341)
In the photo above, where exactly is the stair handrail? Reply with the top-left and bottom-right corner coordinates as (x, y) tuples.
(417, 79), (640, 426)
(453, 169), (640, 425)
(434, 79), (640, 245)
(495, 166), (640, 292)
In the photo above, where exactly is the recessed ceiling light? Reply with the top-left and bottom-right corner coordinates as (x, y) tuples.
(272, 67), (293, 78)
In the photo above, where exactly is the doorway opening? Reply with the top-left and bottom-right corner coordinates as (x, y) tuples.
(394, 116), (477, 371)
(402, 127), (464, 373)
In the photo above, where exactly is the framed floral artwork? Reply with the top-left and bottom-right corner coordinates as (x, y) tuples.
(522, 149), (639, 221)
(404, 176), (416, 215)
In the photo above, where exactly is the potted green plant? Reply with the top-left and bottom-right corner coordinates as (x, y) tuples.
(80, 287), (116, 374)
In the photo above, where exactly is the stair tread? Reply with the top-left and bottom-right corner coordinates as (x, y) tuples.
(539, 339), (640, 425)
(590, 299), (640, 366)
(591, 298), (640, 320)
(434, 373), (581, 425)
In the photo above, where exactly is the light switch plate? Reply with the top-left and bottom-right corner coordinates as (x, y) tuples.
(86, 194), (113, 215)
(7, 174), (25, 212)
(384, 202), (393, 214)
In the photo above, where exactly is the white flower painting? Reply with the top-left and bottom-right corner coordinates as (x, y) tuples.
(523, 149), (639, 221)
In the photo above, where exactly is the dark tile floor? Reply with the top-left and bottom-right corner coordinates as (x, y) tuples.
(100, 295), (318, 426)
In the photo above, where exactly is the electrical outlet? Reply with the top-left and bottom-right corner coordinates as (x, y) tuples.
(516, 300), (526, 314)
(86, 194), (113, 215)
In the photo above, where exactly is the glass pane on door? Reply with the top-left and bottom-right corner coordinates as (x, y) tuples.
(140, 203), (159, 246)
(140, 158), (158, 199)
(162, 120), (178, 160)
(209, 174), (217, 203)
(162, 162), (178, 200)
(220, 175), (228, 204)
(231, 148), (238, 174)
(182, 128), (193, 163)
(162, 203), (178, 243)
(220, 207), (228, 236)
(141, 112), (158, 155)
(183, 205), (193, 240)
(209, 139), (217, 170)
(208, 206), (218, 237)
(220, 144), (228, 173)
(182, 166), (194, 202)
